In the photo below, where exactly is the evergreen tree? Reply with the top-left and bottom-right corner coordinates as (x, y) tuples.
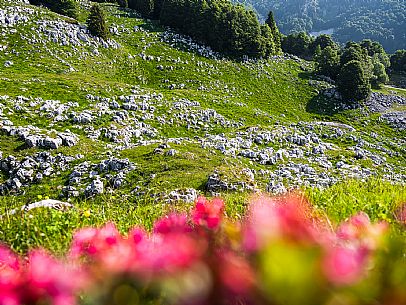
(340, 45), (364, 66)
(360, 39), (390, 68)
(337, 60), (371, 102)
(152, 0), (164, 18)
(340, 43), (373, 81)
(360, 39), (385, 57)
(265, 11), (281, 53)
(159, 0), (275, 59)
(28, 0), (42, 5)
(260, 24), (275, 57)
(314, 46), (340, 79)
(87, 4), (109, 41)
(29, 0), (78, 19)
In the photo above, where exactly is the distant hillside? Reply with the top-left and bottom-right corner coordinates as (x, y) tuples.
(237, 0), (406, 53)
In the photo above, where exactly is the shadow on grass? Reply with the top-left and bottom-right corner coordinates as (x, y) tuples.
(298, 71), (313, 81)
(115, 6), (142, 19)
(116, 7), (163, 32)
(306, 94), (344, 116)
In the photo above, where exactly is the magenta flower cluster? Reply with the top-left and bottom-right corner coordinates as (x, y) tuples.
(1, 195), (405, 305)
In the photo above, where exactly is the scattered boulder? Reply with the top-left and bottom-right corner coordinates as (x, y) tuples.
(85, 178), (104, 197)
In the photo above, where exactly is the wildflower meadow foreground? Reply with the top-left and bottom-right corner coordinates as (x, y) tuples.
(1, 194), (405, 305)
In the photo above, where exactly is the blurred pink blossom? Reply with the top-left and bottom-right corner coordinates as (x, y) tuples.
(243, 194), (327, 251)
(154, 213), (191, 235)
(192, 197), (224, 230)
(23, 250), (86, 305)
(0, 245), (21, 305)
(218, 251), (255, 296)
(69, 222), (121, 259)
(322, 246), (367, 285)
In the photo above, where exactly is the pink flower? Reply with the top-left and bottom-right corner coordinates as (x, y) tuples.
(69, 222), (121, 259)
(153, 213), (191, 235)
(69, 227), (98, 258)
(337, 212), (370, 241)
(337, 212), (388, 251)
(0, 246), (19, 271)
(0, 245), (21, 305)
(243, 194), (325, 251)
(24, 250), (86, 305)
(192, 197), (224, 230)
(128, 227), (147, 244)
(322, 246), (367, 285)
(145, 231), (206, 275)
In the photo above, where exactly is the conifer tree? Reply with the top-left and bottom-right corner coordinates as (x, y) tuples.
(265, 11), (281, 53)
(29, 0), (78, 19)
(260, 24), (275, 58)
(87, 4), (109, 41)
(372, 60), (389, 86)
(310, 34), (337, 55)
(281, 32), (313, 58)
(337, 60), (371, 102)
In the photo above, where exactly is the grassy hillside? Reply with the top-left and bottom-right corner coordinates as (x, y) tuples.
(0, 0), (405, 253)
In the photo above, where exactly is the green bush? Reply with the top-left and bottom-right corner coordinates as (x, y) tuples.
(337, 60), (371, 102)
(391, 50), (406, 74)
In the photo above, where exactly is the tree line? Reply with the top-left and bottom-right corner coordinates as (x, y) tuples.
(128, 0), (282, 58)
(28, 0), (282, 59)
(281, 31), (406, 102)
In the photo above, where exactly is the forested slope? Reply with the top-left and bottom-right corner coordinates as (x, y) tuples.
(238, 0), (405, 52)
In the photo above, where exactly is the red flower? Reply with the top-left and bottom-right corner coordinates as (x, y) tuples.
(243, 194), (325, 251)
(192, 197), (224, 230)
(153, 213), (191, 235)
(69, 222), (121, 259)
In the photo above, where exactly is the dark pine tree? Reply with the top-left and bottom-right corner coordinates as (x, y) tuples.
(87, 4), (109, 41)
(128, 0), (154, 17)
(29, 0), (78, 19)
(265, 10), (281, 53)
